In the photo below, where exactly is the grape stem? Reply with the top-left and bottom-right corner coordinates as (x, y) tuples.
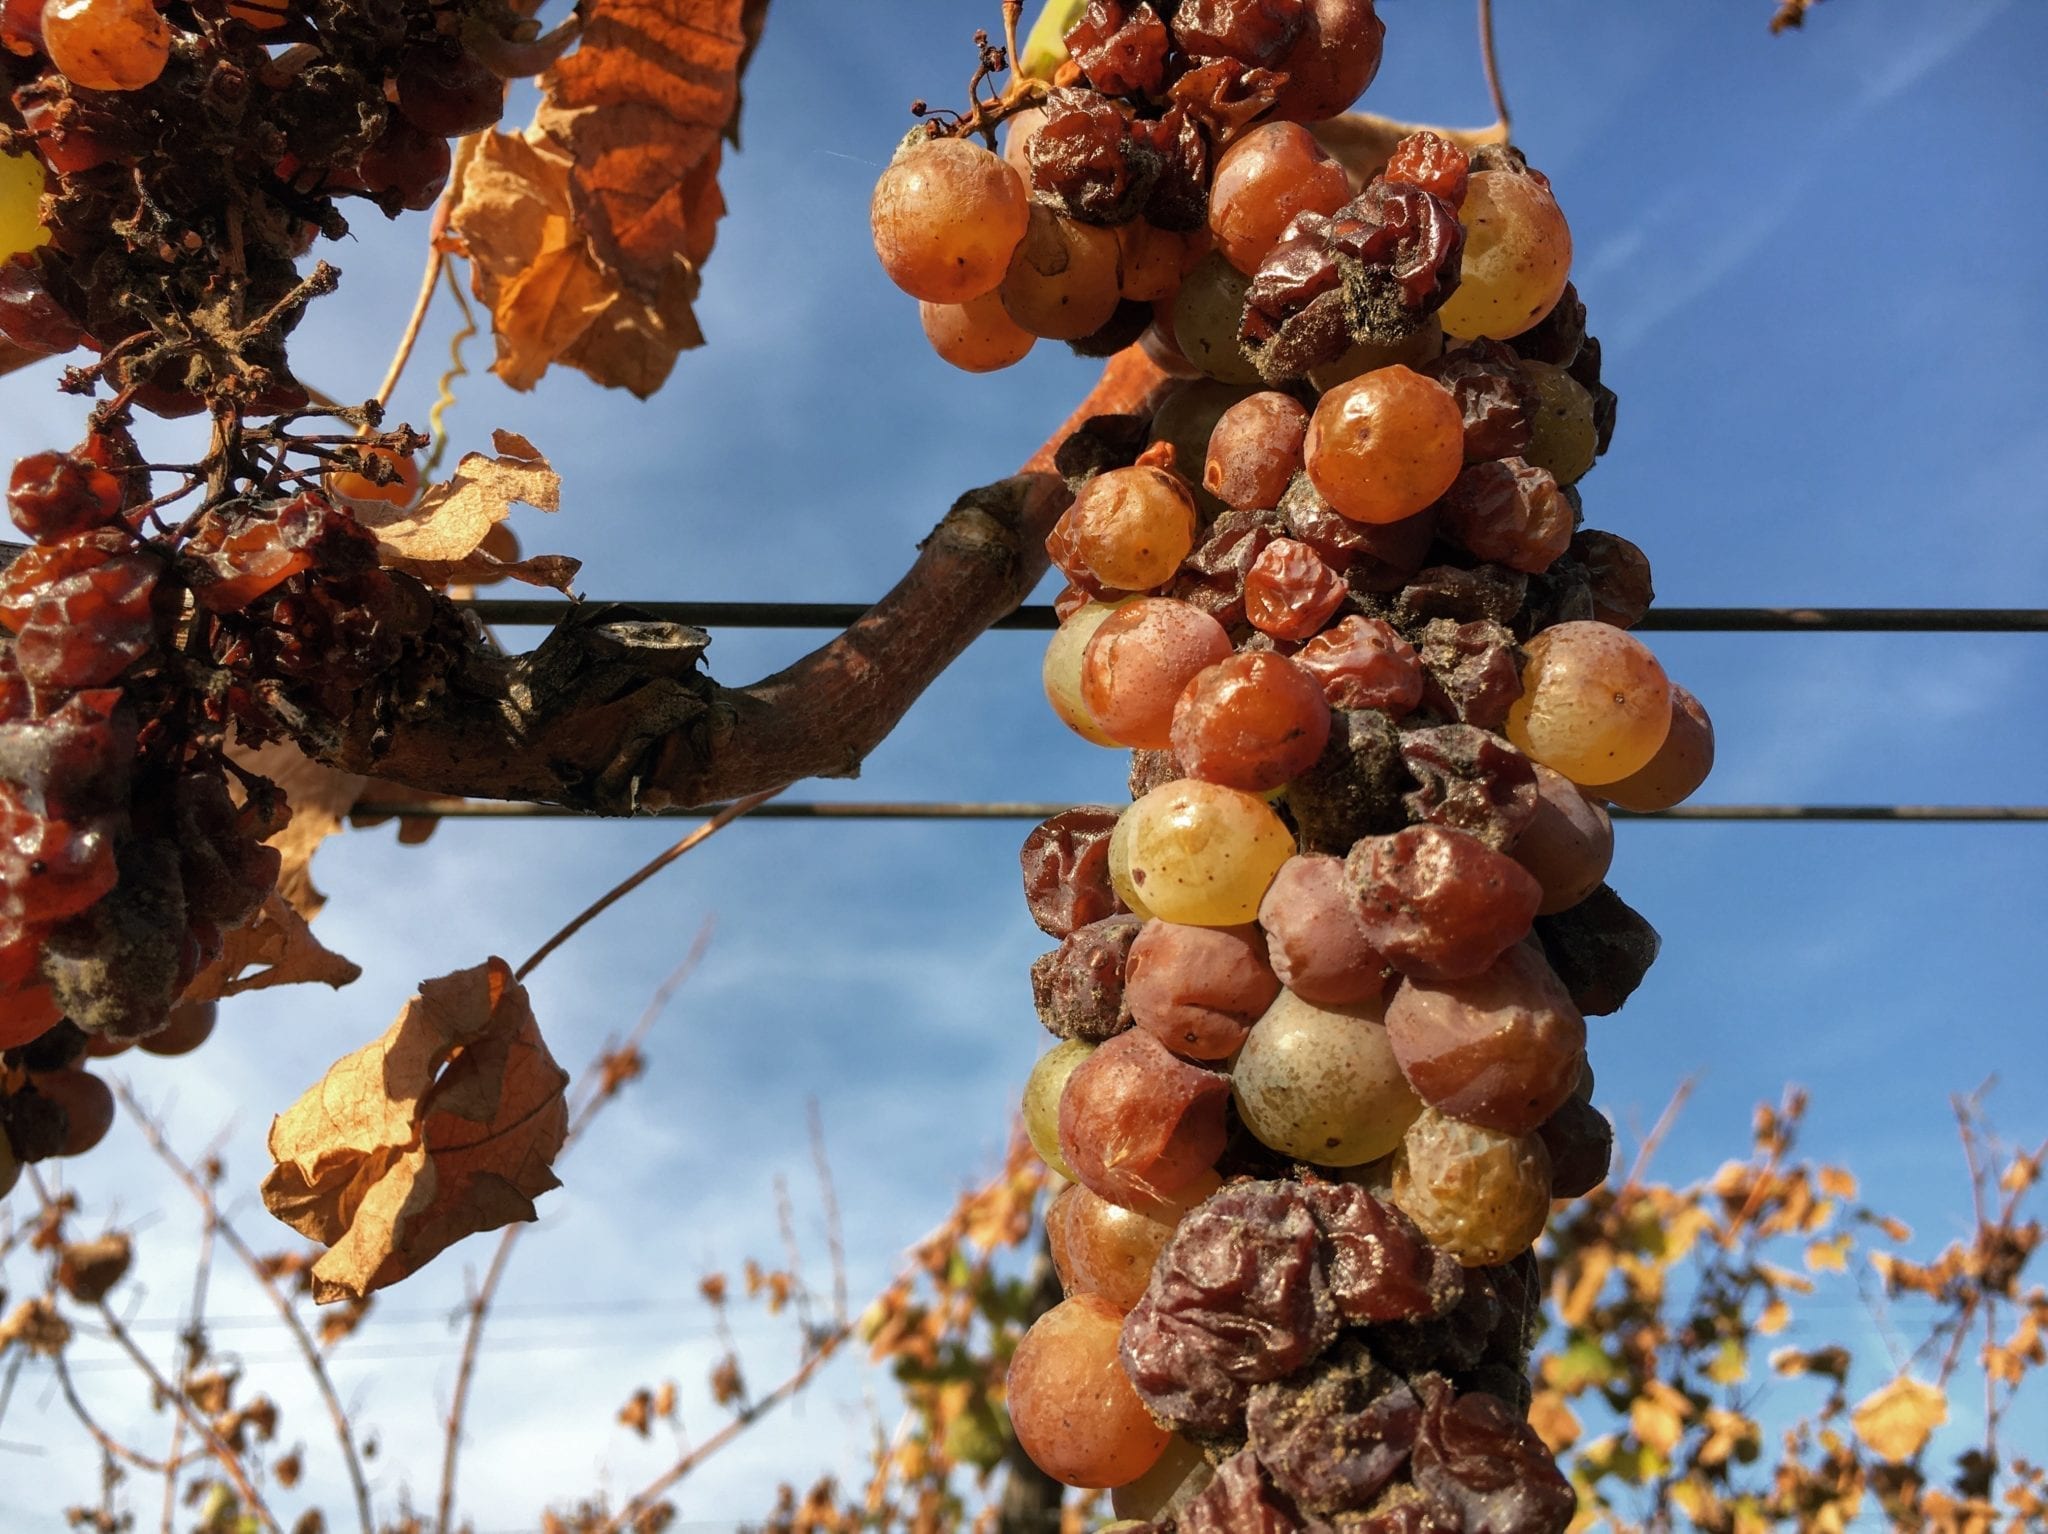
(1477, 0), (1512, 136)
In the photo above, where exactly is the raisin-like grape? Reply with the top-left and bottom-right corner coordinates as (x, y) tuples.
(1414, 618), (1525, 731)
(1533, 884), (1660, 1016)
(1396, 566), (1527, 629)
(1325, 178), (1465, 343)
(1570, 528), (1654, 629)
(1030, 88), (1159, 226)
(1399, 724), (1539, 853)
(1384, 130), (1469, 207)
(1288, 706), (1410, 855)
(1538, 1094), (1612, 1198)
(1125, 919), (1279, 1059)
(1240, 211), (1353, 384)
(1167, 507), (1284, 629)
(1295, 616), (1423, 715)
(1257, 854), (1390, 1006)
(1410, 1376), (1575, 1534)
(1176, 1450), (1310, 1534)
(1244, 538), (1348, 640)
(1021, 806), (1127, 938)
(1032, 914), (1143, 1042)
(1246, 1344), (1419, 1514)
(1421, 340), (1536, 463)
(1067, 0), (1173, 95)
(1436, 458), (1573, 574)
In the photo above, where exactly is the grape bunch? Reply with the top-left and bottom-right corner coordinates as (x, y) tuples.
(0, 0), (503, 1189)
(879, 3), (1715, 1522)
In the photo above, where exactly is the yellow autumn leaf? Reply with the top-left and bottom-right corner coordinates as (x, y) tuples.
(183, 891), (362, 1003)
(1818, 1165), (1858, 1199)
(1806, 1232), (1853, 1273)
(1757, 1295), (1792, 1336)
(1851, 1375), (1946, 1462)
(1528, 1389), (1582, 1454)
(1628, 1379), (1692, 1457)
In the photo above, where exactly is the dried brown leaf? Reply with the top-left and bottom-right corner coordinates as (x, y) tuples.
(261, 958), (569, 1302)
(184, 891), (363, 1002)
(1851, 1375), (1947, 1463)
(56, 1233), (132, 1304)
(352, 430), (576, 592)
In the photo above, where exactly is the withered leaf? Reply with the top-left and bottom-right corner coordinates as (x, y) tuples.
(262, 958), (569, 1303)
(1851, 1374), (1947, 1463)
(445, 0), (763, 396)
(352, 430), (577, 592)
(228, 737), (366, 922)
(184, 891), (362, 1003)
(57, 1233), (133, 1304)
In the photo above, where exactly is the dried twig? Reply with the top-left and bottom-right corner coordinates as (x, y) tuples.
(117, 1089), (376, 1534)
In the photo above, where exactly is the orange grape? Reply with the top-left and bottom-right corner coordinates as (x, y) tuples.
(42, 0), (171, 93)
(1080, 598), (1230, 750)
(870, 136), (1029, 303)
(1437, 170), (1574, 340)
(1002, 203), (1122, 340)
(1207, 122), (1350, 274)
(1599, 682), (1714, 811)
(919, 289), (1035, 372)
(1305, 365), (1465, 524)
(1049, 465), (1199, 592)
(1505, 621), (1672, 786)
(1008, 1294), (1170, 1487)
(1117, 219), (1188, 303)
(1047, 1182), (1176, 1312)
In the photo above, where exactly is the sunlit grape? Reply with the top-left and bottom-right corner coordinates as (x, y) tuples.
(1058, 1027), (1229, 1211)
(1169, 650), (1331, 793)
(326, 447), (421, 510)
(1305, 366), (1465, 525)
(1208, 122), (1350, 275)
(1047, 1182), (1176, 1312)
(1008, 1294), (1170, 1487)
(1002, 203), (1124, 340)
(1203, 392), (1307, 512)
(1024, 1038), (1096, 1180)
(1043, 600), (1128, 747)
(1051, 467), (1200, 593)
(1505, 621), (1672, 786)
(1122, 778), (1294, 927)
(870, 137), (1031, 303)
(1384, 942), (1585, 1135)
(1, 154), (48, 260)
(42, 0), (171, 92)
(1107, 804), (1158, 921)
(1391, 1108), (1552, 1267)
(1233, 989), (1421, 1166)
(1125, 919), (1279, 1060)
(920, 290), (1035, 372)
(1437, 170), (1574, 340)
(1081, 598), (1230, 750)
(1117, 219), (1189, 303)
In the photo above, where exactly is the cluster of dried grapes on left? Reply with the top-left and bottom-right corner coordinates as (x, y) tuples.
(0, 0), (517, 1191)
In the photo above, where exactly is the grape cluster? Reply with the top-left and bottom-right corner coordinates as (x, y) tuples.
(0, 0), (502, 1189)
(882, 3), (1716, 1520)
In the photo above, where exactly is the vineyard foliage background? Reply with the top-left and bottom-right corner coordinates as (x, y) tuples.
(3, 0), (2048, 1527)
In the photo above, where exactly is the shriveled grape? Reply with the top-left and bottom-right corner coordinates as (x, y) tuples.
(1294, 616), (1423, 715)
(1384, 942), (1586, 1136)
(1346, 825), (1543, 981)
(1243, 538), (1348, 641)
(1057, 1026), (1229, 1211)
(1391, 1108), (1552, 1267)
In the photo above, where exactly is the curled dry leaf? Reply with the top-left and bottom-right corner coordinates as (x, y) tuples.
(184, 890), (363, 1003)
(0, 1297), (71, 1356)
(446, 0), (765, 397)
(1850, 1374), (1947, 1463)
(262, 958), (569, 1302)
(351, 429), (578, 592)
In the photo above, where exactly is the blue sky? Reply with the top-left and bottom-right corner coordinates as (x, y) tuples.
(3, 1), (2045, 1527)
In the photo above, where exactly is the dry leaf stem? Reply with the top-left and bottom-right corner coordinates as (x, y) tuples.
(120, 1089), (376, 1534)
